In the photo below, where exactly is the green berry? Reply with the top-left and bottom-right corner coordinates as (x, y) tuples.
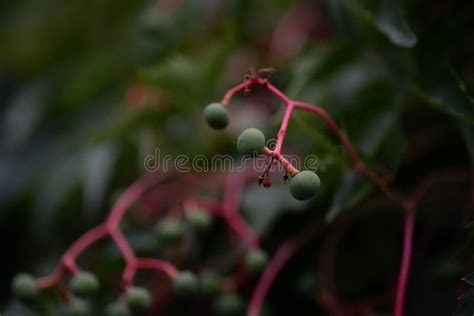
(173, 271), (198, 296)
(245, 249), (268, 274)
(236, 128), (266, 156)
(289, 170), (321, 201)
(186, 208), (213, 232)
(65, 299), (90, 316)
(199, 271), (220, 297)
(126, 287), (152, 312)
(106, 302), (130, 316)
(204, 102), (229, 130)
(155, 218), (184, 242)
(214, 293), (244, 316)
(12, 273), (38, 303)
(69, 272), (99, 297)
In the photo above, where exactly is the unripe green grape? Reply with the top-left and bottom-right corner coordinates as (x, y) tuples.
(289, 170), (321, 201)
(199, 271), (220, 297)
(65, 299), (90, 316)
(173, 271), (198, 296)
(245, 249), (268, 274)
(69, 271), (99, 297)
(126, 287), (152, 313)
(236, 128), (266, 156)
(155, 218), (184, 243)
(12, 273), (38, 303)
(186, 208), (213, 232)
(204, 102), (229, 130)
(106, 302), (130, 316)
(214, 293), (244, 316)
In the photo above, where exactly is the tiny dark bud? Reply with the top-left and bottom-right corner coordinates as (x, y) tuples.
(263, 177), (272, 189)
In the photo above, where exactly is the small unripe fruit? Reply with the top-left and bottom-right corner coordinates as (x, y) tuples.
(237, 128), (265, 156)
(65, 299), (90, 316)
(199, 271), (220, 297)
(186, 208), (213, 232)
(69, 271), (99, 297)
(245, 249), (268, 274)
(214, 293), (244, 316)
(126, 287), (152, 313)
(173, 271), (198, 296)
(204, 103), (229, 130)
(155, 218), (184, 242)
(106, 302), (130, 316)
(12, 273), (38, 303)
(290, 170), (321, 201)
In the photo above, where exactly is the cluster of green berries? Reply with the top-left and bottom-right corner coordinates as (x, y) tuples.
(12, 269), (245, 316)
(12, 272), (148, 316)
(155, 207), (214, 243)
(174, 271), (246, 316)
(204, 102), (321, 201)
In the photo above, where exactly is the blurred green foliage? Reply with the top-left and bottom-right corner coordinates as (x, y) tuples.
(1, 0), (473, 315)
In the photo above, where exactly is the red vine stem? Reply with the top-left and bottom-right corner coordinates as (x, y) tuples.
(220, 77), (446, 316)
(222, 78), (412, 213)
(35, 168), (261, 301)
(393, 169), (472, 316)
(222, 170), (261, 249)
(395, 214), (415, 316)
(247, 225), (317, 316)
(36, 174), (179, 295)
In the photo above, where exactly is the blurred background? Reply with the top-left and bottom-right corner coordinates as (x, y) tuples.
(1, 0), (473, 315)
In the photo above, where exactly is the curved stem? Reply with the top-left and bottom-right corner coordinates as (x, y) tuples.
(274, 104), (294, 153)
(35, 173), (178, 293)
(220, 78), (410, 213)
(394, 214), (415, 316)
(293, 101), (411, 212)
(136, 259), (179, 279)
(107, 174), (160, 228)
(247, 239), (300, 316)
(222, 78), (291, 107)
(223, 174), (260, 249)
(262, 147), (299, 176)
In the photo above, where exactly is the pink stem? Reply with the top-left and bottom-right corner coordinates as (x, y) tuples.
(221, 78), (410, 212)
(274, 104), (294, 153)
(394, 214), (415, 316)
(247, 234), (309, 316)
(222, 78), (290, 107)
(221, 78), (474, 316)
(36, 173), (180, 293)
(263, 147), (299, 176)
(223, 173), (260, 249)
(63, 225), (108, 260)
(107, 174), (160, 228)
(293, 101), (411, 212)
(220, 78), (417, 316)
(136, 259), (179, 279)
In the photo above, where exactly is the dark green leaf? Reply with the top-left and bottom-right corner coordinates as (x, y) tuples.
(347, 0), (417, 48)
(325, 171), (372, 222)
(459, 286), (474, 301)
(462, 272), (474, 286)
(374, 0), (417, 48)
